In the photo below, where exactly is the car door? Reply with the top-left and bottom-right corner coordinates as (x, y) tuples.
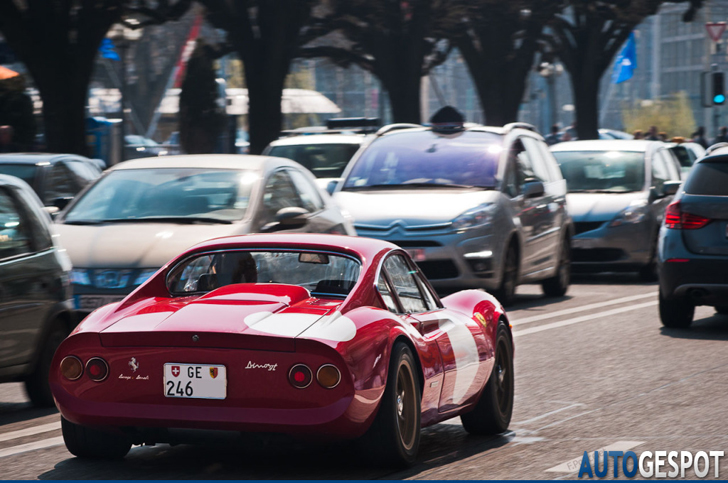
(521, 136), (561, 273)
(381, 254), (490, 413)
(0, 186), (54, 369)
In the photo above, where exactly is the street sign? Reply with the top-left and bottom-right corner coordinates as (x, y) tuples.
(706, 22), (727, 42)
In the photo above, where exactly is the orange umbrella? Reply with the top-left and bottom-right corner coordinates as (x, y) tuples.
(0, 66), (19, 80)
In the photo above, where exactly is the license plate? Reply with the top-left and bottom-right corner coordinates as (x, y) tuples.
(406, 248), (427, 262)
(163, 363), (227, 400)
(74, 295), (125, 311)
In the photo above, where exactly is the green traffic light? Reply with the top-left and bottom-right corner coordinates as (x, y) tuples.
(715, 94), (726, 104)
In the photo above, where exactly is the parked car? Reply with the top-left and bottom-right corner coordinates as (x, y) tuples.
(50, 234), (514, 465)
(551, 140), (682, 280)
(124, 135), (169, 160)
(0, 153), (102, 209)
(54, 155), (356, 316)
(264, 118), (378, 191)
(332, 122), (572, 304)
(666, 141), (706, 178)
(0, 174), (73, 406)
(599, 129), (634, 140)
(657, 147), (728, 327)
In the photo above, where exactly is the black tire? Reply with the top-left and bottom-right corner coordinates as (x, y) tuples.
(715, 306), (728, 315)
(461, 321), (514, 435)
(493, 244), (518, 306)
(659, 288), (694, 328)
(360, 343), (421, 467)
(61, 417), (131, 459)
(541, 238), (570, 297)
(24, 323), (67, 407)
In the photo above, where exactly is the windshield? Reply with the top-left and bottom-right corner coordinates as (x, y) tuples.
(553, 151), (646, 193)
(343, 131), (502, 190)
(167, 250), (361, 296)
(0, 164), (37, 186)
(268, 143), (359, 179)
(64, 168), (257, 224)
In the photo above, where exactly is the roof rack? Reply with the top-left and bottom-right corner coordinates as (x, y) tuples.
(280, 117), (381, 137)
(326, 117), (380, 130)
(504, 122), (539, 133)
(375, 123), (423, 136)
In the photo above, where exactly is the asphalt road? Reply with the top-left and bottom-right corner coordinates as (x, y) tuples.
(1, 274), (727, 480)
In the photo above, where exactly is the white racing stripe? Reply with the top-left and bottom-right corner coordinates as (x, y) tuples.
(513, 300), (657, 337)
(0, 436), (65, 459)
(545, 440), (644, 473)
(0, 422), (61, 443)
(511, 292), (656, 326)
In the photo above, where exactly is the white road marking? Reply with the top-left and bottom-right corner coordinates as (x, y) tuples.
(511, 292), (656, 326)
(0, 422), (61, 443)
(0, 436), (65, 459)
(513, 300), (657, 337)
(511, 403), (586, 425)
(545, 440), (644, 473)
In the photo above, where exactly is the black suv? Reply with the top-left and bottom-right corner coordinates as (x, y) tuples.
(658, 147), (728, 327)
(0, 174), (73, 405)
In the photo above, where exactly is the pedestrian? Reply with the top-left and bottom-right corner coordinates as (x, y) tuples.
(0, 125), (18, 153)
(633, 129), (644, 139)
(544, 124), (561, 145)
(561, 131), (572, 142)
(711, 126), (728, 146)
(658, 132), (668, 142)
(645, 125), (660, 141)
(692, 126), (709, 149)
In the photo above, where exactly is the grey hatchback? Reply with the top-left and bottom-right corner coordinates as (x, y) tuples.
(333, 123), (572, 304)
(657, 148), (728, 327)
(0, 175), (73, 406)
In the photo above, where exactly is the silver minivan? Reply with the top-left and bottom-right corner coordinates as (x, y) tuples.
(333, 123), (573, 304)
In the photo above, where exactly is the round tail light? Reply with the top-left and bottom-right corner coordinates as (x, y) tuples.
(288, 364), (312, 389)
(86, 357), (109, 382)
(316, 364), (341, 389)
(60, 356), (83, 381)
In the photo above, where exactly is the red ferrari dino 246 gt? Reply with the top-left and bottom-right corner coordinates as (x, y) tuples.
(51, 234), (514, 465)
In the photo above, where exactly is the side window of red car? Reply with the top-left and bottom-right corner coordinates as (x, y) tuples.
(376, 274), (399, 314)
(383, 255), (427, 314)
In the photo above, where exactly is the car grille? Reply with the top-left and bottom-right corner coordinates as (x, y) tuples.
(572, 248), (626, 263)
(415, 260), (459, 280)
(390, 240), (442, 248)
(574, 221), (605, 235)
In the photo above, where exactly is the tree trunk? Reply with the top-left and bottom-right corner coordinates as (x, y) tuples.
(246, 72), (285, 155)
(474, 72), (525, 127)
(36, 74), (90, 156)
(570, 72), (600, 140)
(386, 78), (422, 124)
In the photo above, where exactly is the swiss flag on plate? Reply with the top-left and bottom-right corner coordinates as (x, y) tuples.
(171, 366), (180, 377)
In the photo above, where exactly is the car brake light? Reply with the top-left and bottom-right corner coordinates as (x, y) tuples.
(86, 357), (109, 382)
(288, 364), (312, 389)
(664, 201), (711, 230)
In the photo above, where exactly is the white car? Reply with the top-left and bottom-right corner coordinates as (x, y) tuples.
(55, 155), (355, 314)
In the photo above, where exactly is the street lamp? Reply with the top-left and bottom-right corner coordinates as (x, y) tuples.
(538, 61), (563, 131)
(107, 21), (142, 161)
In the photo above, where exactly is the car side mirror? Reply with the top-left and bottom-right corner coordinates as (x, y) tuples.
(261, 207), (310, 233)
(662, 181), (681, 197)
(522, 180), (545, 199)
(43, 206), (60, 219)
(53, 197), (73, 211)
(326, 179), (339, 195)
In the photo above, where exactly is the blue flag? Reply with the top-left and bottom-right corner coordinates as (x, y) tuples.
(99, 38), (120, 61)
(612, 32), (636, 84)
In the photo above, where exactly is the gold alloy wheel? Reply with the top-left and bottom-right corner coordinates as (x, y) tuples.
(395, 358), (417, 451)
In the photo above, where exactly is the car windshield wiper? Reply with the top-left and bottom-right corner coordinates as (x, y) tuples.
(345, 183), (490, 191)
(67, 217), (234, 225)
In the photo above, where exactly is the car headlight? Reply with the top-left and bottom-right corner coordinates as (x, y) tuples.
(134, 269), (158, 286)
(69, 269), (91, 286)
(452, 204), (495, 231)
(610, 200), (649, 227)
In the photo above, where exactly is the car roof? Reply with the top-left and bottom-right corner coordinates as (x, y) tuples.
(378, 125), (511, 137)
(268, 134), (368, 147)
(550, 139), (661, 153)
(0, 153), (92, 165)
(181, 233), (399, 265)
(108, 154), (297, 172)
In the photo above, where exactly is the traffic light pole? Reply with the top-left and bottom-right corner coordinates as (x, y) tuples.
(713, 63), (720, 139)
